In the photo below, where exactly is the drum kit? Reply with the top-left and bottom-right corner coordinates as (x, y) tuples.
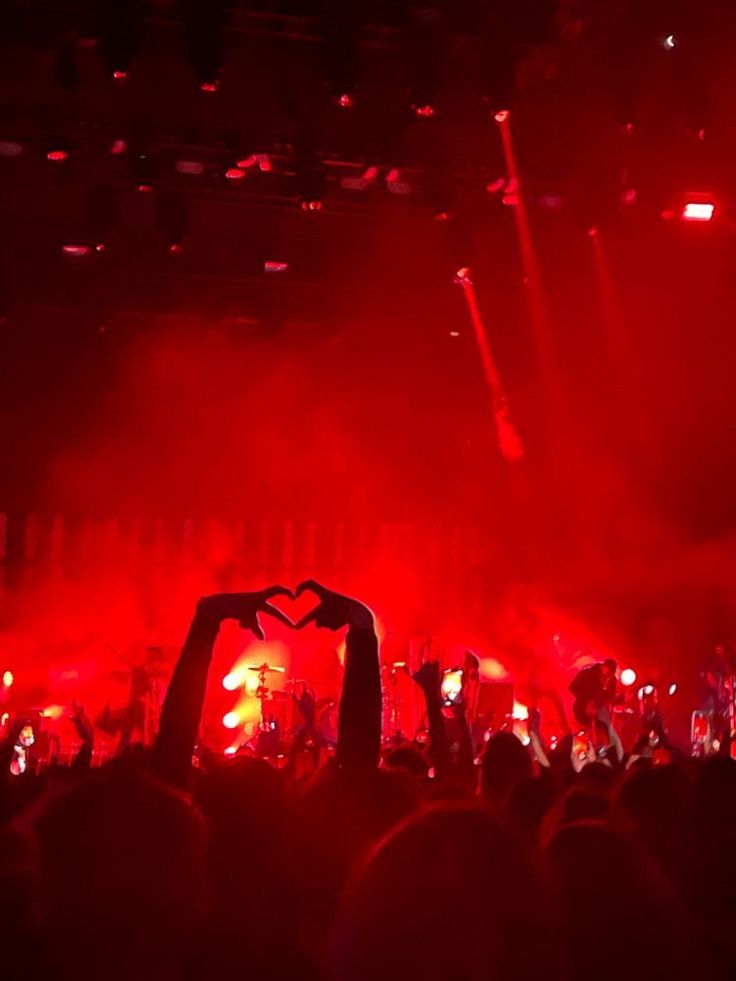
(244, 663), (339, 756)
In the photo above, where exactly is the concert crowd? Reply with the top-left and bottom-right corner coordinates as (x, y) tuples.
(1, 583), (734, 981)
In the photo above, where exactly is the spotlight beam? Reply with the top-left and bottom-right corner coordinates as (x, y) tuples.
(456, 269), (524, 463)
(494, 113), (565, 425)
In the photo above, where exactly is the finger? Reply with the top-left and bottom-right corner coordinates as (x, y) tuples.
(258, 584), (293, 600)
(241, 613), (265, 641)
(295, 579), (328, 598)
(261, 602), (296, 629)
(295, 609), (319, 630)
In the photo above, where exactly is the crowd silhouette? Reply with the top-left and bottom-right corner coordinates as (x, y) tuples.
(1, 581), (734, 981)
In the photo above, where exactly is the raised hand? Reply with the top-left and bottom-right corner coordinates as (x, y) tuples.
(412, 660), (442, 698)
(294, 580), (374, 632)
(197, 587), (294, 639)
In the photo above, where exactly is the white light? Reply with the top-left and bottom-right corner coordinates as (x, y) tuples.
(222, 672), (242, 691)
(222, 711), (240, 729)
(620, 668), (637, 687)
(663, 35), (676, 51)
(668, 683), (678, 696)
(682, 201), (715, 222)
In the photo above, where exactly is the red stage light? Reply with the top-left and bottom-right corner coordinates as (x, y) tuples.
(300, 199), (323, 212)
(668, 683), (678, 696)
(222, 711), (240, 729)
(620, 188), (637, 205)
(682, 201), (715, 222)
(620, 667), (637, 687)
(47, 149), (69, 162)
(62, 244), (91, 256)
(237, 154), (257, 169)
(224, 745), (238, 756)
(110, 139), (128, 156)
(200, 80), (220, 93)
(494, 110), (510, 124)
(168, 242), (184, 254)
(2, 670), (13, 688)
(449, 330), (460, 338)
(413, 103), (435, 119)
(225, 167), (246, 180)
(136, 183), (153, 193)
(257, 154), (273, 173)
(264, 261), (289, 273)
(486, 177), (505, 194)
(587, 225), (599, 237)
(222, 672), (241, 691)
(335, 92), (354, 109)
(112, 70), (128, 81)
(433, 210), (451, 221)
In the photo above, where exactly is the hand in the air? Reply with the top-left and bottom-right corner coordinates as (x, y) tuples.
(197, 587), (294, 639)
(412, 660), (442, 698)
(294, 580), (374, 632)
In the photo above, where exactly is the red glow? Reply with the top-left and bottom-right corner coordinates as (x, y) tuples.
(168, 243), (184, 254)
(494, 109), (510, 124)
(62, 244), (91, 257)
(587, 225), (599, 237)
(433, 210), (451, 221)
(264, 261), (289, 273)
(47, 149), (69, 162)
(502, 193), (519, 207)
(225, 167), (246, 180)
(300, 199), (323, 212)
(257, 155), (273, 173)
(413, 104), (435, 119)
(200, 81), (220, 93)
(112, 70), (128, 81)
(110, 139), (128, 156)
(136, 183), (153, 193)
(336, 93), (354, 109)
(486, 178), (505, 194)
(237, 155), (258, 169)
(620, 188), (638, 205)
(95, 243), (106, 253)
(682, 201), (715, 222)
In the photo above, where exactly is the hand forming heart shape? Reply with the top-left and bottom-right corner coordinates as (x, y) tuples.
(199, 581), (374, 638)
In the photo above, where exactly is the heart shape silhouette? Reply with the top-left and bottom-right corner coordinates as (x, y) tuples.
(266, 585), (321, 627)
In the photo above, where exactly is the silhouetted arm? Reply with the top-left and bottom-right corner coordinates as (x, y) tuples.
(338, 624), (382, 768)
(69, 705), (95, 771)
(413, 661), (450, 777)
(294, 581), (381, 769)
(153, 606), (220, 789)
(154, 589), (291, 789)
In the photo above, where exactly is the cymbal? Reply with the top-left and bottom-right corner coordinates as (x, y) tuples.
(248, 663), (286, 674)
